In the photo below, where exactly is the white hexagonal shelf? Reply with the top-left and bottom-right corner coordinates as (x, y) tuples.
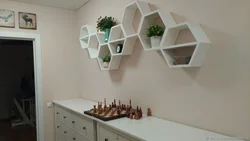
(87, 33), (99, 59)
(122, 1), (151, 36)
(97, 44), (122, 70)
(79, 36), (89, 49)
(79, 25), (97, 49)
(109, 24), (125, 42)
(138, 10), (176, 51)
(161, 22), (211, 68)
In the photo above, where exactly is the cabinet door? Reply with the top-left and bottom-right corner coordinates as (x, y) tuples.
(99, 125), (118, 141)
(75, 116), (94, 140)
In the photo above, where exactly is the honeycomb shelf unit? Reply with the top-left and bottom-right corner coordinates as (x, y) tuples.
(161, 22), (211, 68)
(97, 44), (122, 71)
(122, 1), (151, 36)
(79, 0), (211, 70)
(138, 10), (176, 51)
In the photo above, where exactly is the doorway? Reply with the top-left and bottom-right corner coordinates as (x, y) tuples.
(0, 32), (43, 141)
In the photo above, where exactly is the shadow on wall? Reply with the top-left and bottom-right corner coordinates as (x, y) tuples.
(109, 39), (143, 82)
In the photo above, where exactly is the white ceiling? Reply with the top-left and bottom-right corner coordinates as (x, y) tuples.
(9, 0), (90, 10)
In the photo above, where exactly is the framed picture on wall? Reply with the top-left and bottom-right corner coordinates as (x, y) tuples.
(19, 12), (37, 30)
(0, 9), (15, 28)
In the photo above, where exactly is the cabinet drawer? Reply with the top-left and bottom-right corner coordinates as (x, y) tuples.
(74, 115), (94, 140)
(56, 133), (67, 141)
(69, 129), (90, 141)
(99, 125), (118, 141)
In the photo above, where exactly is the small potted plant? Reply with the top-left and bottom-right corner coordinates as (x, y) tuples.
(103, 55), (111, 68)
(97, 16), (116, 43)
(146, 25), (165, 48)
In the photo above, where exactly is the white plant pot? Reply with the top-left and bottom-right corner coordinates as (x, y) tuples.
(150, 36), (162, 48)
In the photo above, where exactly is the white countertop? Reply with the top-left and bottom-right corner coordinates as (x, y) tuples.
(53, 98), (243, 141)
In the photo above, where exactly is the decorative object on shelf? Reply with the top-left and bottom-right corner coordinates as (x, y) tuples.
(173, 56), (191, 65)
(146, 25), (165, 48)
(116, 44), (123, 53)
(147, 108), (152, 116)
(0, 9), (15, 28)
(19, 12), (37, 30)
(96, 16), (116, 43)
(103, 55), (111, 68)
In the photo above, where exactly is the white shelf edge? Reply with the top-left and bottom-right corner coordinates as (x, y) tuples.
(109, 38), (126, 43)
(164, 42), (198, 49)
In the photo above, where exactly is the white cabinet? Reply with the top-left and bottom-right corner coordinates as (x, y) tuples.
(97, 123), (139, 141)
(54, 104), (140, 141)
(54, 105), (96, 141)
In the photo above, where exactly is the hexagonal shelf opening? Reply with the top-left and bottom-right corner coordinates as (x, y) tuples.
(87, 34), (99, 59)
(122, 34), (138, 55)
(139, 10), (176, 51)
(109, 39), (125, 55)
(80, 25), (96, 38)
(161, 22), (197, 48)
(122, 1), (151, 36)
(109, 25), (125, 42)
(96, 32), (105, 45)
(161, 44), (196, 68)
(97, 44), (112, 70)
(79, 36), (89, 49)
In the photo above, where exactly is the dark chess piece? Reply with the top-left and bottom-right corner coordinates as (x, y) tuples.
(114, 99), (116, 108)
(129, 99), (132, 109)
(147, 108), (152, 116)
(93, 105), (97, 113)
(139, 107), (142, 118)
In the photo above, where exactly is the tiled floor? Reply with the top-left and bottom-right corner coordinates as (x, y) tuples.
(0, 119), (36, 141)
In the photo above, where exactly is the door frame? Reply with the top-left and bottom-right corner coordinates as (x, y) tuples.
(0, 31), (44, 141)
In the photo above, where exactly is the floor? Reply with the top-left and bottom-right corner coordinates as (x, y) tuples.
(0, 119), (36, 141)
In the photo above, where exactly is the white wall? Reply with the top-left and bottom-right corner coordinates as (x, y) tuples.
(0, 1), (81, 141)
(76, 0), (250, 139)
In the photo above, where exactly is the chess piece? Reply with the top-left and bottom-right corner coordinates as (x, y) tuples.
(117, 108), (121, 115)
(129, 99), (132, 109)
(135, 111), (139, 120)
(147, 108), (152, 116)
(139, 107), (142, 118)
(112, 102), (114, 108)
(114, 99), (116, 108)
(137, 106), (139, 112)
(130, 111), (133, 119)
(93, 105), (97, 113)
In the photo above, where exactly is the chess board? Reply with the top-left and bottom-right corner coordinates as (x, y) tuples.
(84, 108), (128, 121)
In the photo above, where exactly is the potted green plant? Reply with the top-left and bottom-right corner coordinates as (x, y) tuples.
(146, 25), (165, 48)
(97, 16), (116, 43)
(103, 55), (111, 68)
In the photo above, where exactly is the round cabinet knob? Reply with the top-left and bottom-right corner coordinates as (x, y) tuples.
(57, 126), (60, 128)
(72, 121), (75, 123)
(56, 112), (59, 115)
(63, 116), (66, 119)
(105, 138), (108, 141)
(64, 131), (67, 134)
(82, 127), (86, 130)
(73, 138), (76, 140)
